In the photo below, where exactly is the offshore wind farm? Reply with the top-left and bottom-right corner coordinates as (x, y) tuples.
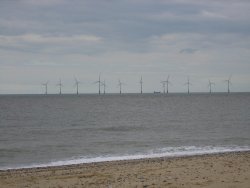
(37, 74), (239, 95)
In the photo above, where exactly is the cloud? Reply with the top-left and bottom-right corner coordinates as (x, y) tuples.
(0, 34), (103, 54)
(147, 8), (229, 22)
(23, 0), (65, 6)
(201, 10), (227, 19)
(179, 48), (197, 54)
(0, 34), (102, 44)
(148, 33), (250, 52)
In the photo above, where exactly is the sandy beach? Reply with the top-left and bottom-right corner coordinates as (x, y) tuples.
(0, 151), (249, 188)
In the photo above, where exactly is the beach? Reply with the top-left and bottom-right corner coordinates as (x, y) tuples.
(0, 151), (249, 188)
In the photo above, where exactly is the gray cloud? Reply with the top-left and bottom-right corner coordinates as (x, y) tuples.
(179, 48), (197, 54)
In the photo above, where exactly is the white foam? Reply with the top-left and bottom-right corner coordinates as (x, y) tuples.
(1, 145), (250, 170)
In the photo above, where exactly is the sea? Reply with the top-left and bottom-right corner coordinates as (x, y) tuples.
(0, 93), (250, 170)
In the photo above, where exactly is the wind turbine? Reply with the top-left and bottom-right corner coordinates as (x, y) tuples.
(208, 80), (215, 94)
(74, 78), (80, 95)
(139, 76), (143, 94)
(101, 80), (106, 94)
(118, 79), (125, 94)
(93, 73), (101, 95)
(161, 75), (171, 94)
(160, 80), (166, 94)
(184, 77), (192, 94)
(224, 75), (232, 93)
(42, 81), (49, 95)
(57, 79), (63, 95)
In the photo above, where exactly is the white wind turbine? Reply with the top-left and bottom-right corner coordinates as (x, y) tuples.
(139, 76), (143, 94)
(101, 80), (107, 94)
(224, 75), (232, 93)
(42, 81), (49, 95)
(74, 77), (81, 95)
(118, 79), (125, 94)
(161, 75), (171, 94)
(184, 77), (192, 94)
(57, 79), (63, 95)
(208, 80), (215, 94)
(93, 73), (102, 95)
(160, 80), (166, 94)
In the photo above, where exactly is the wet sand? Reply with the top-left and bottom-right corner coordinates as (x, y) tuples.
(0, 151), (250, 188)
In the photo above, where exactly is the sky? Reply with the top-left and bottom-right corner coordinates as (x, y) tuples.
(0, 0), (250, 94)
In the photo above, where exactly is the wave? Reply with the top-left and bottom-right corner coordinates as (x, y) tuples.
(1, 145), (250, 170)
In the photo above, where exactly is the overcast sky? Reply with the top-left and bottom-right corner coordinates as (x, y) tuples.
(0, 0), (250, 94)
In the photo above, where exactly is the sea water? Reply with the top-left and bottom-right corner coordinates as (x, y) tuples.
(0, 93), (250, 170)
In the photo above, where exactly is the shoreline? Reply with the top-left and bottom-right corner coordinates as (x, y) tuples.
(1, 151), (250, 187)
(1, 148), (250, 171)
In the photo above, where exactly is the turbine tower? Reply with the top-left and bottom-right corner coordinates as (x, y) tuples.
(161, 75), (171, 94)
(101, 80), (106, 94)
(42, 81), (49, 95)
(160, 80), (166, 94)
(93, 73), (101, 95)
(208, 80), (215, 94)
(140, 76), (143, 94)
(74, 78), (80, 95)
(224, 75), (232, 93)
(166, 75), (171, 94)
(57, 79), (63, 95)
(118, 79), (125, 94)
(184, 77), (192, 94)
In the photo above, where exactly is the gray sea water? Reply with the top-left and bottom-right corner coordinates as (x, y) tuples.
(0, 93), (250, 170)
